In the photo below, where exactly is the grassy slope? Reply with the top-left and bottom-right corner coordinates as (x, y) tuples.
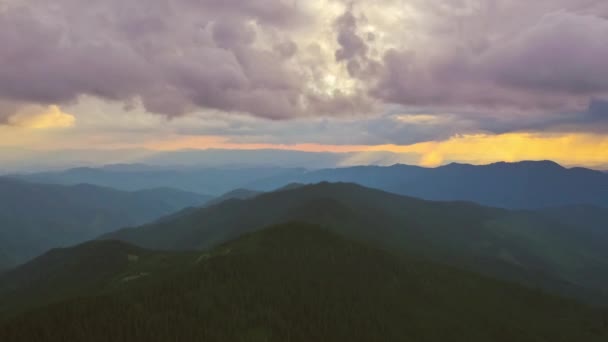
(105, 182), (608, 305)
(1, 223), (607, 341)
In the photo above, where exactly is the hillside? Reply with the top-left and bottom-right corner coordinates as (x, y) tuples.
(105, 182), (608, 305)
(0, 178), (210, 267)
(1, 223), (606, 341)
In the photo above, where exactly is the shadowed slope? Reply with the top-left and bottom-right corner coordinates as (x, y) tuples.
(2, 223), (607, 341)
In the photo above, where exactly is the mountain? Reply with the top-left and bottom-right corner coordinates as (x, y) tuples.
(17, 166), (304, 195)
(248, 161), (608, 209)
(0, 178), (211, 267)
(20, 160), (608, 208)
(104, 182), (608, 305)
(0, 148), (360, 173)
(1, 223), (606, 341)
(139, 148), (351, 168)
(205, 188), (263, 207)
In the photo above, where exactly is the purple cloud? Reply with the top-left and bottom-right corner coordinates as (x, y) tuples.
(0, 0), (371, 121)
(482, 12), (608, 96)
(349, 1), (608, 136)
(0, 0), (607, 136)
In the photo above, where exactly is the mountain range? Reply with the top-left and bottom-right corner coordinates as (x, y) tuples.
(248, 160), (608, 209)
(17, 160), (608, 209)
(101, 182), (608, 306)
(15, 166), (304, 195)
(0, 178), (211, 269)
(1, 223), (606, 341)
(2, 161), (608, 340)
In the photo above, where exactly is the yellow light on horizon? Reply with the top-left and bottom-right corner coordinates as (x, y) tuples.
(143, 132), (608, 169)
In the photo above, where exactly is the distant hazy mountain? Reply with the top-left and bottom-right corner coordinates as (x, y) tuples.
(17, 167), (304, 195)
(104, 182), (608, 305)
(0, 148), (364, 173)
(139, 149), (352, 169)
(2, 223), (606, 341)
(0, 178), (211, 267)
(248, 160), (608, 209)
(20, 160), (608, 208)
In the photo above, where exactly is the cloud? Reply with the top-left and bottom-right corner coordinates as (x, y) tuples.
(370, 5), (608, 116)
(0, 0), (607, 143)
(481, 11), (608, 96)
(4, 105), (75, 129)
(0, 0), (373, 120)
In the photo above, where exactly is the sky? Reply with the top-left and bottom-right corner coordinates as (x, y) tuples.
(1, 0), (608, 170)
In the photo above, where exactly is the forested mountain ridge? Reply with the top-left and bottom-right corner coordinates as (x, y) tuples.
(104, 182), (608, 305)
(1, 223), (607, 342)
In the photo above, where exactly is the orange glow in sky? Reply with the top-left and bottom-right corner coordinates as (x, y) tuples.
(143, 132), (608, 168)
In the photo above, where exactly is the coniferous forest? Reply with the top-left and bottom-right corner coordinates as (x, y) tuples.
(1, 223), (607, 341)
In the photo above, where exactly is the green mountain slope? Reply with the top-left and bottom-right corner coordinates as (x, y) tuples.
(0, 178), (211, 267)
(105, 182), (608, 305)
(2, 223), (606, 341)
